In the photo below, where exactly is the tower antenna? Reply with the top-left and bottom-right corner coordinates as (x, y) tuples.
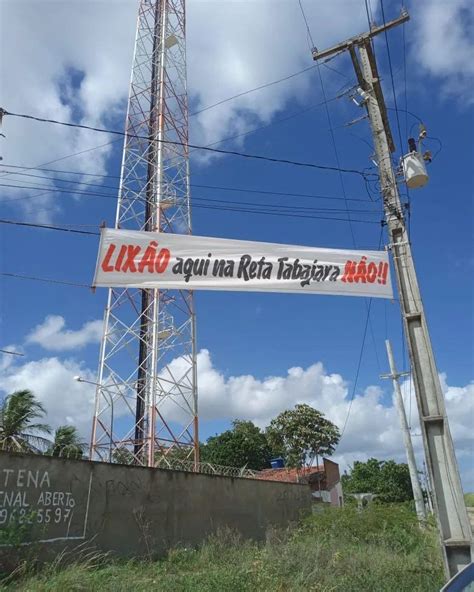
(91, 0), (198, 467)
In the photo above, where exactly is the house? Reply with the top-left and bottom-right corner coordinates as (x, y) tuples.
(255, 458), (343, 507)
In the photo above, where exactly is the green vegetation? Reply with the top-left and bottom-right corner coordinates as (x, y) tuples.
(1, 392), (338, 472)
(0, 389), (51, 453)
(267, 403), (340, 469)
(0, 390), (85, 459)
(342, 458), (414, 503)
(0, 510), (39, 548)
(464, 492), (474, 507)
(200, 405), (340, 472)
(2, 505), (443, 592)
(47, 425), (86, 460)
(200, 420), (273, 470)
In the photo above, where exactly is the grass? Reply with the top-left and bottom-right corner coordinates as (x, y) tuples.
(464, 492), (474, 507)
(1, 504), (444, 592)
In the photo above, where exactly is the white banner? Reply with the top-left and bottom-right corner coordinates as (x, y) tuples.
(93, 228), (393, 299)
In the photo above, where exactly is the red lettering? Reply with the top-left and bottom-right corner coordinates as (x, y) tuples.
(366, 262), (377, 283)
(122, 245), (141, 273)
(138, 241), (158, 273)
(155, 248), (170, 273)
(354, 256), (367, 283)
(377, 262), (389, 285)
(114, 245), (127, 271)
(101, 244), (116, 273)
(341, 260), (356, 283)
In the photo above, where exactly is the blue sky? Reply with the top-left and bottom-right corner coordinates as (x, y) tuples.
(0, 0), (472, 488)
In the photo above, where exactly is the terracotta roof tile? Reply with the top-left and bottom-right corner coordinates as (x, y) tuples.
(255, 466), (324, 483)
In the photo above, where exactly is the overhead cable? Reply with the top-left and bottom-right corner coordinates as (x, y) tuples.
(0, 218), (99, 236)
(380, 0), (404, 155)
(0, 167), (376, 204)
(0, 109), (376, 179)
(0, 272), (91, 289)
(190, 49), (347, 116)
(0, 182), (382, 223)
(0, 349), (25, 356)
(0, 77), (352, 188)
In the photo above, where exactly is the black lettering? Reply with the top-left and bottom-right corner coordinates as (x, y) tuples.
(172, 257), (183, 275)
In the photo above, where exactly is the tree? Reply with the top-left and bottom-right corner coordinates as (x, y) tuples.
(341, 458), (414, 503)
(112, 447), (134, 465)
(200, 420), (273, 470)
(0, 389), (51, 453)
(47, 425), (86, 460)
(266, 404), (340, 469)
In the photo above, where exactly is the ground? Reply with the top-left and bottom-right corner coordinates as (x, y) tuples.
(1, 504), (444, 592)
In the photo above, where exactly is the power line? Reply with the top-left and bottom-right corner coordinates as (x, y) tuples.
(0, 139), (120, 181)
(202, 87), (354, 150)
(338, 297), (374, 443)
(182, 204), (380, 224)
(299, 0), (382, 374)
(0, 181), (382, 214)
(0, 219), (99, 236)
(364, 0), (373, 29)
(380, 0), (404, 155)
(1, 180), (383, 218)
(402, 11), (408, 141)
(0, 164), (372, 203)
(0, 193), (381, 230)
(0, 272), (91, 289)
(0, 349), (24, 356)
(0, 93), (335, 187)
(298, 0), (316, 50)
(1, 109), (375, 179)
(336, 223), (385, 445)
(191, 64), (318, 116)
(0, 74), (352, 190)
(360, 0), (385, 374)
(0, 182), (382, 225)
(387, 106), (422, 125)
(297, 0), (360, 244)
(190, 52), (348, 116)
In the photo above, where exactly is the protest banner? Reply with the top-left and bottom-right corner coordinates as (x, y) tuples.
(93, 228), (393, 299)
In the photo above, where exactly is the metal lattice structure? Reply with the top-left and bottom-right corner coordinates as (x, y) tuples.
(91, 0), (198, 466)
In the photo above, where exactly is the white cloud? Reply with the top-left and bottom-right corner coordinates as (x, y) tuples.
(0, 357), (96, 436)
(186, 1), (366, 151)
(2, 0), (470, 220)
(0, 0), (368, 219)
(26, 315), (103, 351)
(0, 0), (138, 221)
(159, 349), (474, 486)
(413, 0), (474, 103)
(0, 347), (472, 487)
(0, 344), (24, 373)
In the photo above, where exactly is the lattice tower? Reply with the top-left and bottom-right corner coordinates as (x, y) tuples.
(91, 0), (198, 467)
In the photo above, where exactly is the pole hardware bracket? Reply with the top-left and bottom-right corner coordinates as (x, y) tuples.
(404, 312), (422, 321)
(422, 415), (445, 424)
(387, 240), (409, 249)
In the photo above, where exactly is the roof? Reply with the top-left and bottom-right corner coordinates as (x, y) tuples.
(255, 465), (324, 483)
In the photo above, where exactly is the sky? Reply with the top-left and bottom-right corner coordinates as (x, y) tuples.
(0, 0), (473, 488)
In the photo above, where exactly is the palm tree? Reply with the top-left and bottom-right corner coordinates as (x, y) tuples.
(0, 389), (51, 453)
(48, 425), (86, 460)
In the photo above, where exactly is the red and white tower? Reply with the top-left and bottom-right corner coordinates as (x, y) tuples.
(91, 0), (198, 466)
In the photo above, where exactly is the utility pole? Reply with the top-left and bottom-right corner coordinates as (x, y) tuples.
(423, 459), (435, 514)
(381, 339), (426, 523)
(313, 10), (472, 579)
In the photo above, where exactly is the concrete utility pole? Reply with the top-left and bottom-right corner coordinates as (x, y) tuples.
(381, 339), (426, 523)
(313, 10), (472, 579)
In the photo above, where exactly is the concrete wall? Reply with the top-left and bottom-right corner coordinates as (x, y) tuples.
(0, 452), (311, 568)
